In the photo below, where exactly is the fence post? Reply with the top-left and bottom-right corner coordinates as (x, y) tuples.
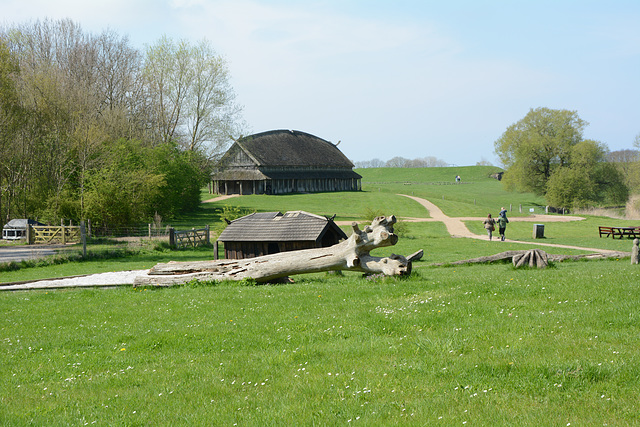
(62, 225), (66, 245)
(519, 204), (522, 213)
(205, 225), (210, 245)
(81, 221), (87, 258)
(214, 241), (219, 260)
(27, 224), (33, 245)
(169, 227), (175, 248)
(148, 223), (152, 239)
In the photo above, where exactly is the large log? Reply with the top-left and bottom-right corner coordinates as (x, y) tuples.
(134, 215), (416, 286)
(429, 249), (630, 267)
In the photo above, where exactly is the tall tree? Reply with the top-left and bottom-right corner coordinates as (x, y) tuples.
(143, 36), (242, 159)
(496, 108), (628, 208)
(546, 140), (628, 208)
(0, 37), (23, 222)
(494, 107), (586, 195)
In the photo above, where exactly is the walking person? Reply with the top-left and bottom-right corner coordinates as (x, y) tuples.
(483, 214), (496, 240)
(497, 210), (509, 241)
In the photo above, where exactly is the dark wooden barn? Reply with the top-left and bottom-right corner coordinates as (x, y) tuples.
(217, 211), (347, 260)
(210, 129), (361, 195)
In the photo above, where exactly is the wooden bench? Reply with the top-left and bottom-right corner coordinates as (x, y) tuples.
(599, 226), (640, 239)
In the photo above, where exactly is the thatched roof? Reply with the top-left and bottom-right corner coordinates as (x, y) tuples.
(227, 130), (356, 168)
(218, 211), (347, 242)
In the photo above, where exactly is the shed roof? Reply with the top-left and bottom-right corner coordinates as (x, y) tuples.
(229, 130), (356, 168)
(3, 219), (44, 229)
(218, 211), (347, 242)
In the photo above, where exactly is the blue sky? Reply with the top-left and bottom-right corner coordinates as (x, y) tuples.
(2, 0), (639, 166)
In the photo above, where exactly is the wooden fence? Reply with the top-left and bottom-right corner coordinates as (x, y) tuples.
(169, 226), (211, 249)
(28, 225), (81, 244)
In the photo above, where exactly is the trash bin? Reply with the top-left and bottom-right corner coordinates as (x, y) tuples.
(533, 224), (544, 239)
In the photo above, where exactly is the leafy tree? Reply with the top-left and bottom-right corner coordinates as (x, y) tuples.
(546, 140), (628, 208)
(495, 107), (586, 195)
(0, 38), (22, 222)
(143, 36), (243, 159)
(149, 142), (209, 217)
(83, 139), (165, 227)
(495, 108), (628, 208)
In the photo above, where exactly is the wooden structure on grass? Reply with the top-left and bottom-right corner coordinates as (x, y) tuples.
(134, 215), (415, 286)
(217, 211), (347, 259)
(598, 226), (640, 239)
(2, 219), (43, 240)
(210, 130), (362, 195)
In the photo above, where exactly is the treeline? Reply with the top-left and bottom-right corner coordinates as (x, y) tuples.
(354, 156), (449, 168)
(0, 19), (242, 227)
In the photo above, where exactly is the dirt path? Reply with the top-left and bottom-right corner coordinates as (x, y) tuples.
(398, 194), (621, 254)
(202, 194), (239, 203)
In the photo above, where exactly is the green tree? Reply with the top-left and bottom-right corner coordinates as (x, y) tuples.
(0, 38), (22, 222)
(143, 36), (243, 159)
(149, 142), (209, 217)
(546, 140), (628, 208)
(495, 108), (628, 208)
(495, 107), (586, 195)
(83, 139), (165, 227)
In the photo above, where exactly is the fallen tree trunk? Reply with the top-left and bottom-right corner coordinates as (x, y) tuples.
(429, 249), (630, 267)
(135, 215), (417, 286)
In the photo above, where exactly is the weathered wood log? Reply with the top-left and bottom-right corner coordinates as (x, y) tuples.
(134, 215), (418, 286)
(512, 249), (548, 268)
(631, 239), (639, 265)
(429, 249), (630, 267)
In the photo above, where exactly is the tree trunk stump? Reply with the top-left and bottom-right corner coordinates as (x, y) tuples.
(512, 249), (548, 268)
(632, 238), (639, 265)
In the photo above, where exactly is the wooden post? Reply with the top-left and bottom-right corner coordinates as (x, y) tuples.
(81, 221), (87, 258)
(27, 224), (33, 245)
(169, 227), (175, 248)
(214, 241), (219, 260)
(148, 224), (152, 239)
(87, 219), (92, 237)
(62, 225), (66, 245)
(205, 225), (210, 245)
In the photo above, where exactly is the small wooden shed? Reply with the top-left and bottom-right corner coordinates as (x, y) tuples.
(217, 211), (347, 260)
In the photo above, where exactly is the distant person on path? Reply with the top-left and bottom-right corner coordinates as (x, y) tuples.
(483, 214), (496, 240)
(497, 210), (509, 241)
(455, 175), (461, 183)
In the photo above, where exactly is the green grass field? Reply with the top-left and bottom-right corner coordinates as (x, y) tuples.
(2, 166), (640, 425)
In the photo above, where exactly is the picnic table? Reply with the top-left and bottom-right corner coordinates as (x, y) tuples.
(598, 226), (640, 239)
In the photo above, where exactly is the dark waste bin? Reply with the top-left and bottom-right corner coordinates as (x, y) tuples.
(533, 224), (544, 238)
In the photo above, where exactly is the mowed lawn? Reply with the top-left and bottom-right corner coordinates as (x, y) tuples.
(2, 166), (640, 425)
